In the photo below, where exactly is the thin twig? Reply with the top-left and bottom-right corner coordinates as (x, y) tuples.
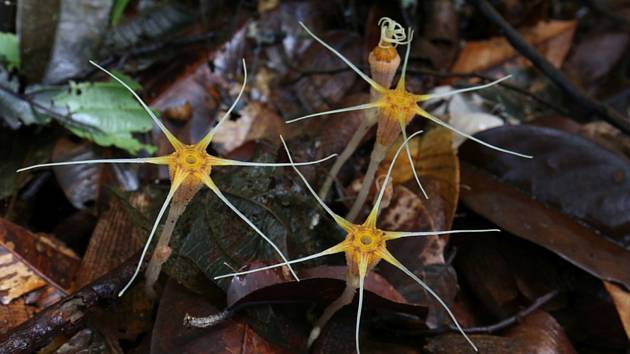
(459, 290), (558, 334)
(379, 290), (559, 337)
(471, 0), (630, 134)
(184, 300), (307, 329)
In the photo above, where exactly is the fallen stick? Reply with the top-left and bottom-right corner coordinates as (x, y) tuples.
(0, 253), (145, 354)
(470, 0), (630, 135)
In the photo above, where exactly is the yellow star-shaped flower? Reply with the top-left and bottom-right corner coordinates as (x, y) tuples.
(18, 60), (337, 296)
(217, 131), (500, 353)
(289, 22), (532, 219)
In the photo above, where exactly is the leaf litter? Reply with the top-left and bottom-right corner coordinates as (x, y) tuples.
(1, 1), (630, 353)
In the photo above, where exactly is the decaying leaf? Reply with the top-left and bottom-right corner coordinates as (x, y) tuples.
(212, 102), (287, 154)
(461, 125), (630, 249)
(50, 138), (102, 210)
(291, 31), (362, 116)
(377, 126), (459, 231)
(0, 252), (47, 305)
(226, 266), (411, 308)
(0, 218), (79, 332)
(0, 218), (79, 291)
(0, 128), (56, 200)
(103, 3), (195, 53)
(42, 0), (111, 84)
(459, 126), (630, 288)
(73, 192), (153, 341)
(451, 20), (576, 73)
(219, 264), (429, 351)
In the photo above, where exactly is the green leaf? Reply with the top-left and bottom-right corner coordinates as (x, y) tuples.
(109, 69), (140, 90)
(50, 79), (156, 154)
(110, 0), (131, 26)
(0, 32), (19, 70)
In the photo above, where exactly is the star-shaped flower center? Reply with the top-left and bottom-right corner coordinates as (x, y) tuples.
(216, 131), (499, 353)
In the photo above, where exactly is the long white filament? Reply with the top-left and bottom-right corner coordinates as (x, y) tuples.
(118, 172), (185, 296)
(203, 177), (300, 281)
(355, 256), (368, 354)
(417, 108), (533, 159)
(366, 130), (424, 225)
(219, 153), (337, 167)
(279, 136), (353, 230)
(286, 102), (380, 124)
(89, 60), (182, 149)
(398, 28), (414, 86)
(199, 58), (248, 149)
(299, 22), (384, 92)
(400, 123), (428, 199)
(388, 228), (500, 239)
(16, 157), (162, 173)
(419, 75), (512, 101)
(214, 243), (345, 280)
(383, 251), (478, 352)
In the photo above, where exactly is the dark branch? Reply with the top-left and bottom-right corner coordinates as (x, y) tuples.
(0, 253), (146, 354)
(459, 290), (558, 334)
(471, 0), (630, 134)
(379, 290), (559, 337)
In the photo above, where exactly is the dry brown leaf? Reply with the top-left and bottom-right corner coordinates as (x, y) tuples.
(0, 252), (47, 305)
(212, 102), (286, 154)
(505, 310), (576, 354)
(0, 218), (79, 291)
(51, 138), (101, 210)
(75, 193), (148, 287)
(603, 281), (630, 340)
(378, 126), (459, 230)
(291, 31), (362, 116)
(0, 218), (79, 333)
(317, 93), (372, 157)
(0, 298), (35, 335)
(258, 0), (279, 13)
(451, 20), (577, 73)
(74, 192), (153, 341)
